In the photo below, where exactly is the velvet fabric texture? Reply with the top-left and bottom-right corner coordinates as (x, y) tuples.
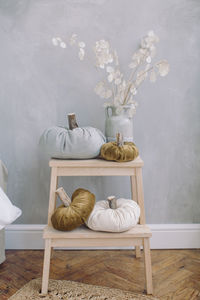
(85, 198), (140, 233)
(40, 126), (106, 159)
(100, 142), (139, 162)
(51, 188), (95, 231)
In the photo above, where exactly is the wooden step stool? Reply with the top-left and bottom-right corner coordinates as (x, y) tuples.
(41, 157), (153, 295)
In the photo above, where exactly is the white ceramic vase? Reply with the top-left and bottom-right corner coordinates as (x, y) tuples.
(105, 105), (134, 142)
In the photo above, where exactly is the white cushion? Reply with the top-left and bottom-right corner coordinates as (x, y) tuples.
(0, 187), (22, 229)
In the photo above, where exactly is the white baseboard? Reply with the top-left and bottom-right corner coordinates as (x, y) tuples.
(4, 224), (200, 250)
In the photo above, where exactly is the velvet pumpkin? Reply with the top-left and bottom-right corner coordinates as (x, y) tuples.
(40, 113), (106, 159)
(85, 196), (140, 233)
(100, 141), (139, 162)
(51, 188), (95, 231)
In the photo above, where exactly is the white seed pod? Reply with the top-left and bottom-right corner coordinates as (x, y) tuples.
(52, 37), (59, 46)
(148, 30), (155, 37)
(149, 70), (157, 82)
(157, 60), (170, 76)
(108, 54), (114, 63)
(60, 42), (66, 48)
(106, 66), (114, 73)
(122, 80), (126, 88)
(108, 74), (114, 82)
(146, 56), (152, 63)
(139, 48), (147, 55)
(78, 41), (85, 48)
(78, 48), (85, 60)
(130, 87), (137, 95)
(69, 33), (77, 46)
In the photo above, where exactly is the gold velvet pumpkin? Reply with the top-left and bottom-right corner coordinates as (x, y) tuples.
(100, 141), (139, 162)
(51, 188), (95, 231)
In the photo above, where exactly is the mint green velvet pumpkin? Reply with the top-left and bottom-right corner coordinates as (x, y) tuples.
(40, 126), (106, 159)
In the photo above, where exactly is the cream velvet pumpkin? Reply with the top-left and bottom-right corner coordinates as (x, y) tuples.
(85, 196), (140, 233)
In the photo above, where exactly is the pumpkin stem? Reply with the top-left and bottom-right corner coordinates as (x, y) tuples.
(56, 187), (71, 207)
(68, 113), (79, 130)
(107, 196), (117, 209)
(116, 133), (124, 147)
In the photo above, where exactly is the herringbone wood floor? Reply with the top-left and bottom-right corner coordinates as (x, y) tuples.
(0, 249), (200, 300)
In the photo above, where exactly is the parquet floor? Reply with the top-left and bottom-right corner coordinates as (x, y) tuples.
(0, 249), (200, 300)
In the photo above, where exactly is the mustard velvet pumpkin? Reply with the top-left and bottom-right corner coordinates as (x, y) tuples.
(51, 188), (95, 231)
(100, 141), (139, 162)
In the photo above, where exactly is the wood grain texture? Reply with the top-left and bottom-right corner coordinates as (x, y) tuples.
(43, 225), (152, 239)
(49, 157), (144, 168)
(0, 249), (200, 299)
(130, 175), (141, 258)
(143, 238), (153, 294)
(135, 168), (146, 225)
(57, 167), (136, 176)
(47, 167), (58, 226)
(41, 239), (51, 294)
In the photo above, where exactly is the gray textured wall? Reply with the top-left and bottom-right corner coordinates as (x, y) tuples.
(0, 0), (200, 224)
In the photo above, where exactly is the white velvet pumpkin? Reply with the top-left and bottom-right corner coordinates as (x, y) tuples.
(85, 196), (140, 233)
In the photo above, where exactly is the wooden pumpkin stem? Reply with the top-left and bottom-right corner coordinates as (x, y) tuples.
(56, 187), (71, 207)
(107, 196), (117, 209)
(116, 133), (124, 147)
(68, 113), (79, 130)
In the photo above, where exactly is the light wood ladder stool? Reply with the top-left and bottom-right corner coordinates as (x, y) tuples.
(41, 157), (153, 295)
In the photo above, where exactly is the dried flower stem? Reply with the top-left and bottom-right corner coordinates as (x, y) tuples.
(123, 52), (149, 105)
(52, 32), (169, 115)
(123, 60), (165, 104)
(124, 66), (154, 104)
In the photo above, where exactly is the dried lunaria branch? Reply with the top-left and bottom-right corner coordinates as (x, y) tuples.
(51, 30), (169, 117)
(52, 33), (85, 60)
(93, 31), (169, 116)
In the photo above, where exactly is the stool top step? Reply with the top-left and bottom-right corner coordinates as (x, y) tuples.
(49, 157), (143, 168)
(43, 224), (151, 239)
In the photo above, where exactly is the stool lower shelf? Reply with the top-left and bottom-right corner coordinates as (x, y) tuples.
(43, 225), (152, 248)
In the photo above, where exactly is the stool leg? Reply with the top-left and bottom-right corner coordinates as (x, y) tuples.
(143, 238), (153, 295)
(130, 176), (141, 258)
(48, 167), (58, 226)
(135, 168), (146, 224)
(135, 246), (142, 258)
(41, 239), (51, 295)
(51, 247), (54, 259)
